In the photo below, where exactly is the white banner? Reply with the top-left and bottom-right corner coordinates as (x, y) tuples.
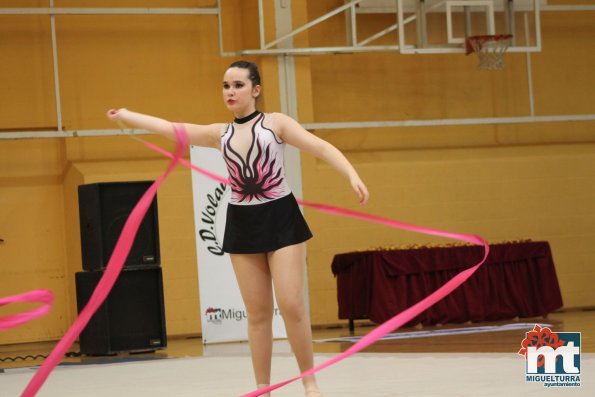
(190, 146), (287, 344)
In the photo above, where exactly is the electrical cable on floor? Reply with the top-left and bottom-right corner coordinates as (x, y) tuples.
(0, 354), (48, 363)
(0, 351), (81, 363)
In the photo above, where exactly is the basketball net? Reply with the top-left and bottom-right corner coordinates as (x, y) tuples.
(466, 34), (513, 70)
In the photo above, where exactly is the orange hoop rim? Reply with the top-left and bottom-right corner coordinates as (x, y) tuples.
(465, 34), (513, 55)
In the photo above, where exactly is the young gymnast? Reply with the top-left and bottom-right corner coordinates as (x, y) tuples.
(107, 60), (369, 396)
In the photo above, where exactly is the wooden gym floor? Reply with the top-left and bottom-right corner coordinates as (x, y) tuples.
(1, 309), (593, 370)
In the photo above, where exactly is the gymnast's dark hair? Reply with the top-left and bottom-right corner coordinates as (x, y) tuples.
(229, 60), (261, 87)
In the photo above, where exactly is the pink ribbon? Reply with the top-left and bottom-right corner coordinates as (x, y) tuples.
(139, 133), (490, 397)
(19, 125), (489, 396)
(20, 124), (188, 397)
(0, 290), (54, 331)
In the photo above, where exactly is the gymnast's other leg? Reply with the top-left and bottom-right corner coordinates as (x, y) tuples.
(230, 253), (274, 396)
(268, 242), (322, 396)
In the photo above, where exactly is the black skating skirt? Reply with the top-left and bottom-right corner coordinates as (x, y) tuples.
(222, 193), (313, 254)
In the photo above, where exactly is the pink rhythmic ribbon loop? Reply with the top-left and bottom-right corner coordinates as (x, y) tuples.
(0, 290), (54, 331)
(21, 127), (489, 397)
(138, 136), (490, 397)
(21, 124), (188, 397)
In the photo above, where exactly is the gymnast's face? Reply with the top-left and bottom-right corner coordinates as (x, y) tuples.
(222, 67), (260, 116)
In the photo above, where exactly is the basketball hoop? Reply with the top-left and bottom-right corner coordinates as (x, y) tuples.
(465, 34), (513, 70)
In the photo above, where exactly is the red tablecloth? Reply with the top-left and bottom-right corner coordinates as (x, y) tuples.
(331, 241), (563, 326)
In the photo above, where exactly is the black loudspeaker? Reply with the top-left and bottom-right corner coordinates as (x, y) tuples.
(75, 266), (167, 355)
(78, 181), (160, 271)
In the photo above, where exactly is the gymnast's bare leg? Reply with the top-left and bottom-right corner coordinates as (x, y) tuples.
(231, 253), (274, 396)
(268, 242), (321, 396)
(231, 242), (321, 396)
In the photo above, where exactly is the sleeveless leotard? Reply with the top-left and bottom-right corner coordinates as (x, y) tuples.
(220, 112), (292, 205)
(219, 112), (312, 253)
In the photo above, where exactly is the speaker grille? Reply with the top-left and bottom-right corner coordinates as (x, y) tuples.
(78, 181), (160, 270)
(75, 267), (167, 355)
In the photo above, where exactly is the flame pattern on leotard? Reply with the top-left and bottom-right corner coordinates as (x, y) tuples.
(221, 113), (291, 205)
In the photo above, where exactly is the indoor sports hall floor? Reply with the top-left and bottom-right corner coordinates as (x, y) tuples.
(1, 310), (593, 396)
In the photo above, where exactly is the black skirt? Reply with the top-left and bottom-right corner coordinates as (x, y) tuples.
(222, 193), (313, 254)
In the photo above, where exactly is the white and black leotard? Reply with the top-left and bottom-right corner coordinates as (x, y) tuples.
(220, 112), (312, 253)
(221, 112), (291, 205)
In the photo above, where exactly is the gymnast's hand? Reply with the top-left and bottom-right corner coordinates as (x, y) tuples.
(106, 108), (126, 122)
(351, 176), (369, 205)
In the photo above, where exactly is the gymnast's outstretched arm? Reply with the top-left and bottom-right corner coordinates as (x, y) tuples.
(106, 108), (224, 149)
(272, 112), (369, 205)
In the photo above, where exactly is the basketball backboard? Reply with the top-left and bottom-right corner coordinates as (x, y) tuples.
(356, 0), (542, 53)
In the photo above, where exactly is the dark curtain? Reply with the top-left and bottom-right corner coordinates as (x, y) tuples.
(331, 242), (563, 326)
